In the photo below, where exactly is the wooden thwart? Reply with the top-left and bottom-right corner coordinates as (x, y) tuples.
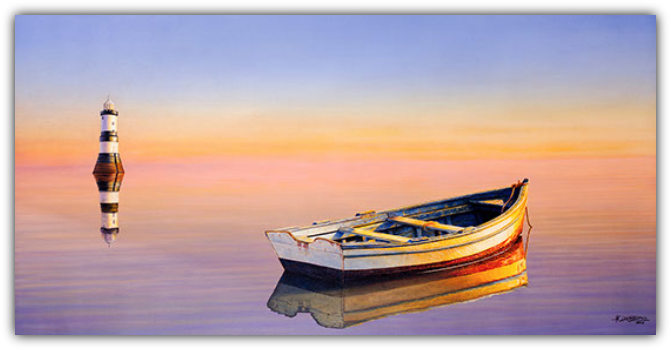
(333, 215), (465, 243)
(335, 227), (414, 243)
(389, 216), (464, 233)
(469, 200), (505, 213)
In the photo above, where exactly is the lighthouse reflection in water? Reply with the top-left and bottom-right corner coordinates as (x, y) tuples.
(94, 172), (124, 246)
(267, 237), (528, 329)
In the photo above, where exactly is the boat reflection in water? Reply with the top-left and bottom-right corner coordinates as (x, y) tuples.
(267, 237), (528, 329)
(93, 172), (124, 246)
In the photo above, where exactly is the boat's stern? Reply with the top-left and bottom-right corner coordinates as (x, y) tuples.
(265, 230), (345, 280)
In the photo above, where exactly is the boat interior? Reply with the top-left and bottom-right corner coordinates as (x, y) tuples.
(298, 183), (525, 245)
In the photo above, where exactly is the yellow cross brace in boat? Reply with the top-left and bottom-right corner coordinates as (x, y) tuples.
(389, 216), (464, 233)
(337, 227), (414, 243)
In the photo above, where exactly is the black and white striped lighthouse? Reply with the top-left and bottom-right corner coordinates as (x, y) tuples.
(93, 97), (124, 175)
(94, 172), (124, 246)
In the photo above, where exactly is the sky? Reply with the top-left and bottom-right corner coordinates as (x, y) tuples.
(15, 15), (657, 166)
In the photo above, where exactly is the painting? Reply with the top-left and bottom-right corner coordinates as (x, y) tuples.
(14, 15), (656, 335)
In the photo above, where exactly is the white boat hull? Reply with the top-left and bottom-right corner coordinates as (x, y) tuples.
(266, 180), (529, 282)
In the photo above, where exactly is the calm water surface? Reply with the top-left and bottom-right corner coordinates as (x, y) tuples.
(15, 157), (656, 334)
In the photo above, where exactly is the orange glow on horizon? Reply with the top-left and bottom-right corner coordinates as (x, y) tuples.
(15, 96), (656, 167)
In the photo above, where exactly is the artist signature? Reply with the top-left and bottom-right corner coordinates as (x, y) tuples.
(612, 315), (650, 325)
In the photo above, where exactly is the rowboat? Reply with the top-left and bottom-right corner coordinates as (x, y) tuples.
(267, 237), (528, 329)
(266, 179), (529, 283)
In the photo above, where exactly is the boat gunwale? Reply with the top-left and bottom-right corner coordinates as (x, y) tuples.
(265, 180), (529, 249)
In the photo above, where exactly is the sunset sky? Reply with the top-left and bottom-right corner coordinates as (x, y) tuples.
(15, 15), (656, 166)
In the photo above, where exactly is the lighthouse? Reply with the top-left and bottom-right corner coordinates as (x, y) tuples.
(93, 96), (124, 175)
(94, 172), (124, 246)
